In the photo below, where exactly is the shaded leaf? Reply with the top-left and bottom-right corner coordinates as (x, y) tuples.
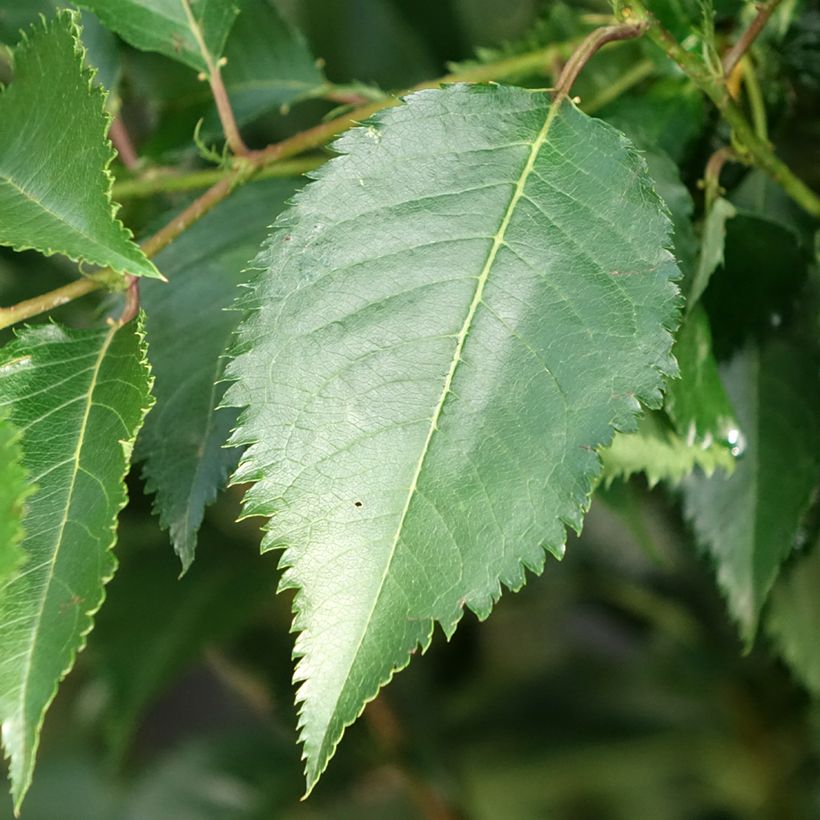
(767, 542), (820, 696)
(225, 84), (681, 790)
(688, 197), (736, 307)
(601, 412), (734, 488)
(139, 178), (301, 571)
(682, 342), (820, 645)
(0, 12), (157, 277)
(76, 0), (238, 74)
(0, 319), (153, 809)
(665, 305), (740, 451)
(0, 412), (29, 587)
(92, 540), (274, 761)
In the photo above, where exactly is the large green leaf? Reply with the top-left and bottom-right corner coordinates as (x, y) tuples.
(0, 12), (157, 278)
(76, 0), (238, 73)
(225, 84), (681, 790)
(682, 342), (820, 645)
(767, 542), (820, 696)
(139, 178), (301, 571)
(0, 319), (153, 810)
(0, 412), (28, 587)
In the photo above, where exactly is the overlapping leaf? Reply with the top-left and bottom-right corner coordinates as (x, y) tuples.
(0, 412), (28, 587)
(225, 84), (681, 790)
(682, 342), (820, 644)
(139, 179), (301, 571)
(76, 0), (238, 73)
(0, 12), (157, 277)
(0, 319), (153, 810)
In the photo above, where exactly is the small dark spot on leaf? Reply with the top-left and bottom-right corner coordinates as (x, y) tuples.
(354, 501), (363, 508)
(283, 235), (292, 241)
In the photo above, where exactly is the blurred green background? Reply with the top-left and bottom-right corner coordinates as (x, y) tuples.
(1, 0), (820, 817)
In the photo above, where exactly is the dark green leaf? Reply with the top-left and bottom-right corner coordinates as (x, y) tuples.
(76, 0), (238, 74)
(0, 319), (153, 809)
(0, 12), (157, 277)
(225, 84), (681, 790)
(139, 178), (301, 571)
(767, 541), (820, 695)
(92, 540), (274, 760)
(665, 305), (740, 451)
(682, 342), (820, 644)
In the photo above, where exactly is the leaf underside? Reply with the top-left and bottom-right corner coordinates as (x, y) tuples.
(0, 319), (153, 810)
(0, 11), (158, 278)
(682, 343), (820, 645)
(139, 179), (302, 571)
(225, 84), (681, 790)
(76, 0), (238, 73)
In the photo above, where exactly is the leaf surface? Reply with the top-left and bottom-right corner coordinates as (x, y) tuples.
(682, 342), (820, 644)
(0, 412), (28, 587)
(139, 179), (301, 570)
(0, 319), (153, 810)
(0, 12), (157, 277)
(767, 542), (820, 695)
(76, 0), (238, 73)
(601, 412), (734, 488)
(225, 84), (681, 790)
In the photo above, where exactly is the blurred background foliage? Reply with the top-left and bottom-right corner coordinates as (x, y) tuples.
(1, 0), (819, 817)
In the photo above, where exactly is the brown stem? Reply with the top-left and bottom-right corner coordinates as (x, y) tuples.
(117, 275), (140, 325)
(553, 21), (649, 102)
(703, 146), (739, 210)
(109, 117), (139, 170)
(722, 0), (784, 78)
(207, 63), (250, 156)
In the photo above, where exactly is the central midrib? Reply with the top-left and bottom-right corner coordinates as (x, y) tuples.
(311, 96), (564, 767)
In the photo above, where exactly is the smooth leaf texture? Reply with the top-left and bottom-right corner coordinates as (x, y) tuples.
(767, 542), (820, 696)
(0, 319), (153, 809)
(664, 305), (740, 451)
(601, 413), (734, 488)
(76, 0), (238, 73)
(139, 178), (301, 571)
(0, 12), (157, 278)
(688, 197), (735, 307)
(225, 84), (681, 790)
(682, 342), (820, 645)
(0, 412), (28, 587)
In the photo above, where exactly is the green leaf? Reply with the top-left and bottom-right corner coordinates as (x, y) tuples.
(688, 197), (736, 306)
(601, 412), (735, 488)
(664, 305), (740, 451)
(0, 412), (29, 587)
(139, 178), (301, 571)
(220, 0), (323, 126)
(225, 84), (681, 791)
(682, 342), (820, 645)
(0, 318), (154, 810)
(767, 542), (820, 696)
(92, 540), (274, 761)
(0, 12), (157, 278)
(76, 0), (239, 73)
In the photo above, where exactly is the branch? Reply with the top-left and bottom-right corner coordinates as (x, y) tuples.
(180, 0), (248, 156)
(109, 117), (139, 171)
(622, 0), (820, 217)
(553, 21), (648, 102)
(722, 0), (784, 78)
(2, 33), (648, 331)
